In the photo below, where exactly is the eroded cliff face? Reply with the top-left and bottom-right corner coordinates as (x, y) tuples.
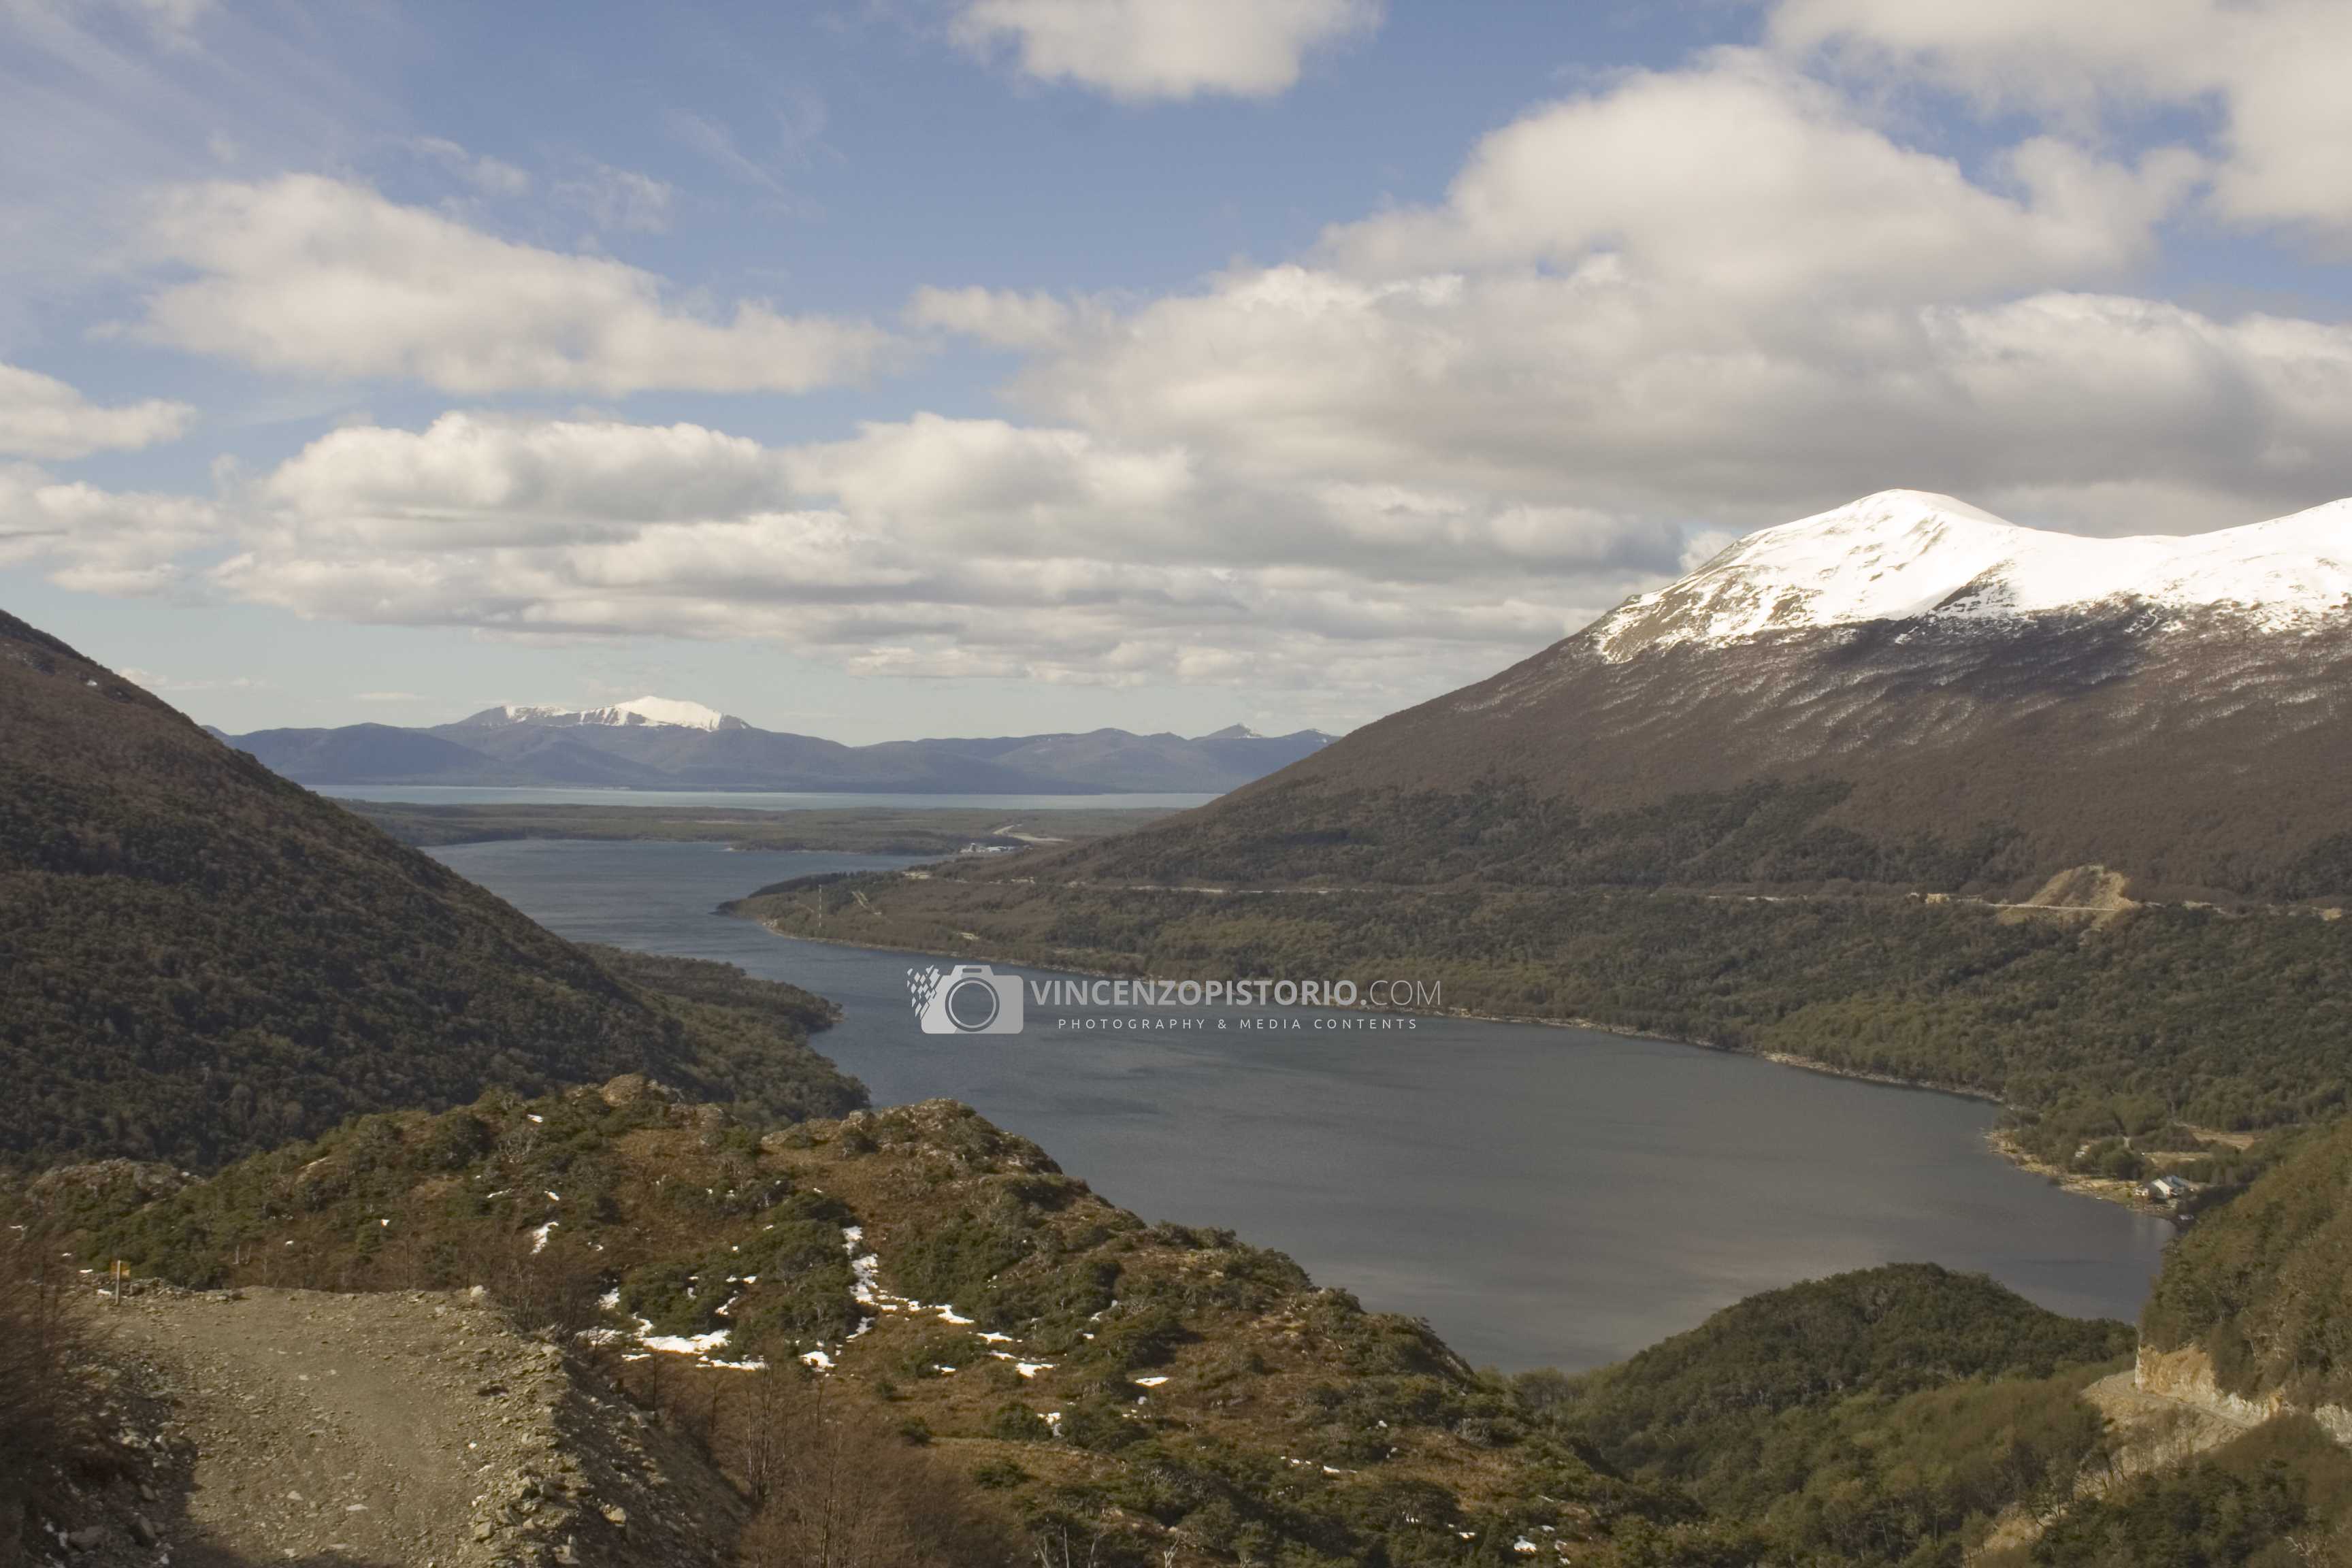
(2134, 1343), (2352, 1444)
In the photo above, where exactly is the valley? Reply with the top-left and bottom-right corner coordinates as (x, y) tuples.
(421, 836), (2170, 1368)
(13, 473), (2352, 1567)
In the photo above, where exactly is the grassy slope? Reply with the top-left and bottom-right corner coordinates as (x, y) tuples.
(0, 608), (862, 1171)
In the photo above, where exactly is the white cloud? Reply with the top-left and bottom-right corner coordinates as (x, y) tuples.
(0, 461), (221, 593)
(983, 56), (2351, 532)
(259, 412), (791, 547)
(950, 0), (1379, 102)
(1324, 54), (2196, 304)
(195, 409), (1639, 702)
(552, 163), (674, 233)
(1772, 0), (2352, 242)
(127, 176), (893, 394)
(21, 24), (2352, 725)
(0, 361), (192, 459)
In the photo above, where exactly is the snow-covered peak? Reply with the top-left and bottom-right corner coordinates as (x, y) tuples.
(582, 696), (734, 730)
(483, 696), (737, 730)
(1592, 489), (2352, 659)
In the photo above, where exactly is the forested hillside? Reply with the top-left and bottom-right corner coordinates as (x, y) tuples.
(0, 608), (863, 1171)
(2142, 1115), (2352, 1409)
(730, 862), (2350, 1181)
(12, 1083), (2157, 1568)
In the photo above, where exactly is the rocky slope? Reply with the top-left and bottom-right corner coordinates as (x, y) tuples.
(22, 1285), (741, 1568)
(2138, 1115), (2352, 1438)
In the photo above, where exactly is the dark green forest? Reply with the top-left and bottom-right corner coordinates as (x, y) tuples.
(734, 865), (2352, 1176)
(1054, 778), (2352, 904)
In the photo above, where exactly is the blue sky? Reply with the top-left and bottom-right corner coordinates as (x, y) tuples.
(4, 0), (2350, 740)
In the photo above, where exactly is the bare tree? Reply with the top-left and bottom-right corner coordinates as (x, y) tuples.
(732, 1373), (1016, 1568)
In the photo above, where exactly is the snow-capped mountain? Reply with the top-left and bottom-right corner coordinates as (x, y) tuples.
(1595, 490), (2352, 660)
(226, 703), (1335, 794)
(468, 696), (742, 732)
(1190, 489), (2352, 901)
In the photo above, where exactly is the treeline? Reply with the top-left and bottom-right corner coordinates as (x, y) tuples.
(1068, 778), (2037, 897)
(734, 870), (2352, 1174)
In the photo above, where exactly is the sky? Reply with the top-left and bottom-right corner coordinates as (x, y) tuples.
(3, 0), (2351, 742)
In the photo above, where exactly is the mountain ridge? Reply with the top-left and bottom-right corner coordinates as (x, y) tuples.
(1596, 489), (2352, 660)
(0, 604), (863, 1171)
(454, 696), (746, 732)
(1131, 489), (2352, 902)
(224, 708), (1337, 795)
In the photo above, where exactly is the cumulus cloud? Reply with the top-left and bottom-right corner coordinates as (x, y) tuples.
(194, 408), (1641, 701)
(1772, 0), (2352, 242)
(983, 55), (2351, 534)
(127, 176), (892, 394)
(29, 26), (2352, 723)
(950, 0), (1379, 102)
(0, 361), (192, 459)
(0, 461), (222, 593)
(1324, 55), (2198, 303)
(259, 412), (791, 548)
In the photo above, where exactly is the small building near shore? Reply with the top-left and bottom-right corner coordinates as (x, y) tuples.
(2143, 1173), (2197, 1204)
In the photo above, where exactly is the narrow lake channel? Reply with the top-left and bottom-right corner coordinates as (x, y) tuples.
(430, 838), (2175, 1369)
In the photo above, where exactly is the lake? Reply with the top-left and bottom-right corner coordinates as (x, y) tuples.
(320, 784), (1220, 811)
(429, 838), (2176, 1371)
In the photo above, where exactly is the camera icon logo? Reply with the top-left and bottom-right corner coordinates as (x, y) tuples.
(907, 963), (1026, 1035)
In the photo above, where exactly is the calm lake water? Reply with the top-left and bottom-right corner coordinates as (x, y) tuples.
(321, 784), (1219, 811)
(429, 838), (2176, 1371)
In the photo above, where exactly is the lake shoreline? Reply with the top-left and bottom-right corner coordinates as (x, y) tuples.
(737, 911), (2174, 1213)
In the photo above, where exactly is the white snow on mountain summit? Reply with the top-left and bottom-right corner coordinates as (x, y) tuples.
(1592, 490), (2352, 659)
(489, 696), (735, 730)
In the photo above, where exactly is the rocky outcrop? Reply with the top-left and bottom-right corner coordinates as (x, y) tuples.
(2134, 1343), (2352, 1445)
(68, 1286), (747, 1568)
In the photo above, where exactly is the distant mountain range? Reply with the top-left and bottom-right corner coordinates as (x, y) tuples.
(216, 700), (1335, 794)
(1036, 489), (2352, 901)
